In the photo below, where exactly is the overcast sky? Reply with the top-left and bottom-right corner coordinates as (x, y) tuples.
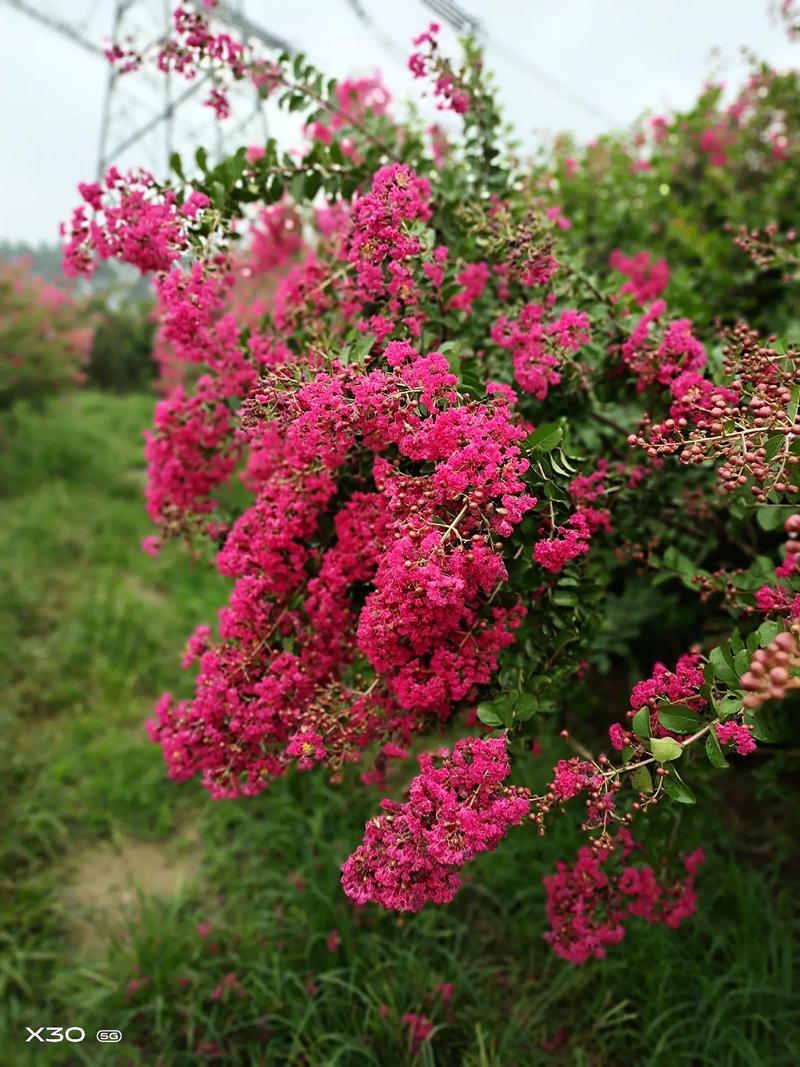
(0, 0), (797, 245)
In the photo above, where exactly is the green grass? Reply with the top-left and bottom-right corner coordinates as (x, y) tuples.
(1, 392), (798, 1065)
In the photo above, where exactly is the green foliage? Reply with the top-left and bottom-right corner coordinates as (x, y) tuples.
(85, 292), (156, 393)
(0, 262), (91, 411)
(536, 64), (800, 336)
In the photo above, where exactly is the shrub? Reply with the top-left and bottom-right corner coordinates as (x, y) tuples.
(536, 64), (800, 334)
(64, 6), (800, 964)
(85, 292), (157, 393)
(0, 259), (91, 411)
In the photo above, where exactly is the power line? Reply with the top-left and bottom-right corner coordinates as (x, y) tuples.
(210, 1), (294, 54)
(4, 0), (105, 56)
(486, 35), (616, 126)
(422, 0), (479, 36)
(76, 0), (103, 33)
(418, 0), (617, 126)
(344, 0), (410, 67)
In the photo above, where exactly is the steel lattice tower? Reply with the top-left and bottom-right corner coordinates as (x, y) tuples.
(4, 0), (294, 177)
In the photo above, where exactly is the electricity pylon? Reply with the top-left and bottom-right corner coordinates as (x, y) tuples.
(4, 0), (295, 177)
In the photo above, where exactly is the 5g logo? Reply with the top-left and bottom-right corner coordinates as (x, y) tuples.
(97, 1030), (123, 1043)
(26, 1027), (86, 1043)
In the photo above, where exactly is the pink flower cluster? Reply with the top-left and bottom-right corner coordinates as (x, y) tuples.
(569, 460), (609, 506)
(336, 162), (438, 332)
(714, 721), (757, 756)
(307, 75), (392, 155)
(247, 202), (304, 275)
(449, 261), (490, 312)
(285, 729), (327, 769)
(62, 168), (201, 278)
(699, 123), (735, 167)
(550, 758), (603, 801)
(755, 585), (800, 617)
(347, 163), (431, 267)
(158, 6), (250, 118)
(147, 338), (536, 795)
(0, 259), (93, 399)
(663, 370), (740, 431)
(609, 249), (669, 305)
(619, 300), (706, 391)
(628, 653), (706, 737)
(533, 508), (609, 574)
(409, 23), (470, 114)
(144, 380), (240, 528)
(341, 737), (530, 910)
(403, 1013), (434, 1055)
(544, 831), (704, 964)
(491, 303), (590, 401)
(61, 2), (792, 972)
(628, 323), (800, 502)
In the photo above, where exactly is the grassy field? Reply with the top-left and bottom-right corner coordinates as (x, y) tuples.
(1, 392), (799, 1066)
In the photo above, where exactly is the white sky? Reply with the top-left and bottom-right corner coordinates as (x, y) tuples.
(0, 0), (797, 244)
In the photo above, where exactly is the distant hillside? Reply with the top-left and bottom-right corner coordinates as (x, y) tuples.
(0, 240), (151, 299)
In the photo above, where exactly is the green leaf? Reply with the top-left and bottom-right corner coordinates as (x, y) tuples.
(290, 171), (306, 201)
(514, 693), (538, 722)
(756, 620), (781, 648)
(169, 151), (184, 180)
(498, 697), (515, 728)
(649, 737), (683, 761)
(526, 422), (563, 453)
(349, 332), (375, 367)
(733, 649), (750, 676)
(657, 705), (699, 734)
(756, 507), (786, 532)
(549, 450), (577, 477)
(440, 343), (461, 375)
(303, 169), (323, 199)
(195, 146), (209, 173)
(709, 646), (740, 689)
(552, 591), (577, 607)
(744, 706), (783, 742)
(734, 554), (780, 591)
(705, 730), (729, 768)
(292, 52), (308, 79)
(210, 181), (226, 209)
(712, 692), (743, 721)
(663, 766), (696, 804)
(476, 703), (503, 727)
(663, 547), (696, 576)
(457, 359), (484, 399)
(266, 176), (284, 204)
(329, 138), (344, 165)
(764, 432), (785, 462)
(789, 383), (800, 425)
(224, 149), (248, 184)
(631, 765), (653, 794)
(631, 707), (650, 739)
